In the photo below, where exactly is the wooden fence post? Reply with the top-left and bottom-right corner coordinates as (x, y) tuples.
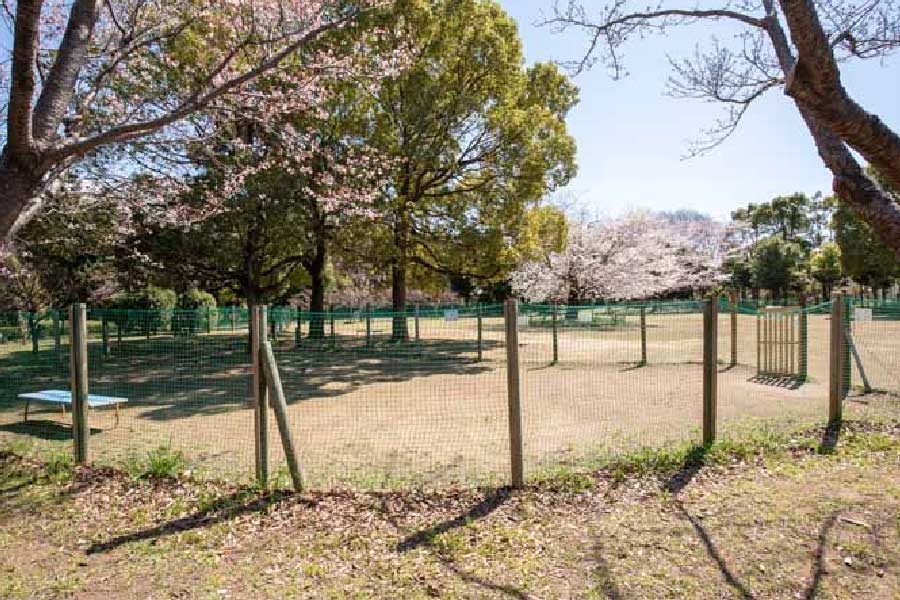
(829, 293), (845, 423)
(799, 295), (808, 382)
(251, 305), (269, 487)
(476, 306), (483, 362)
(551, 302), (559, 365)
(842, 294), (852, 398)
(260, 341), (306, 492)
(295, 308), (303, 349)
(702, 298), (718, 446)
(70, 304), (89, 464)
(414, 304), (421, 342)
(729, 293), (738, 367)
(639, 305), (648, 366)
(504, 299), (524, 488)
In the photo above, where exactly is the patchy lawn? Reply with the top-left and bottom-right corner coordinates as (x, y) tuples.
(1, 419), (898, 599)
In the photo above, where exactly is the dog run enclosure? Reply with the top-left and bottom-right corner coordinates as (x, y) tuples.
(0, 295), (897, 490)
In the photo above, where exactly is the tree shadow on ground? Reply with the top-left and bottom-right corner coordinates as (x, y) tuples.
(1, 332), (501, 423)
(86, 487), (301, 555)
(389, 488), (529, 599)
(589, 429), (850, 600)
(395, 488), (511, 552)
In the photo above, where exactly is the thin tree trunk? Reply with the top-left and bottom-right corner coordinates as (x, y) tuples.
(307, 235), (327, 340)
(391, 211), (410, 340)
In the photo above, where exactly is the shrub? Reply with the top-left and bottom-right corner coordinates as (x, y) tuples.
(145, 445), (186, 479)
(174, 288), (218, 335)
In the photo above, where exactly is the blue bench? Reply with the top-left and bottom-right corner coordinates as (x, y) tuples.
(18, 390), (128, 427)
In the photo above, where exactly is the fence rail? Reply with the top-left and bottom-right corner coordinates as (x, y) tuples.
(1, 294), (896, 489)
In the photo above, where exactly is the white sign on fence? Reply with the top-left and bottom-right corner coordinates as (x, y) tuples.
(443, 309), (459, 322)
(854, 308), (873, 322)
(577, 309), (593, 324)
(517, 315), (529, 328)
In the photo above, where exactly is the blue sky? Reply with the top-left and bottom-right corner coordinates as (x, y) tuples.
(500, 0), (900, 220)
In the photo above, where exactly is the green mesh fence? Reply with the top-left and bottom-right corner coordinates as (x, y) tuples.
(264, 306), (508, 488)
(0, 299), (894, 489)
(517, 303), (706, 476)
(716, 298), (829, 441)
(848, 299), (900, 397)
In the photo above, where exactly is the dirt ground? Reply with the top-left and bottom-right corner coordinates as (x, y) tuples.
(0, 311), (897, 488)
(1, 416), (898, 599)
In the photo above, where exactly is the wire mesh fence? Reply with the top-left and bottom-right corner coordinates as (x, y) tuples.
(848, 299), (900, 398)
(0, 297), (896, 489)
(518, 302), (705, 475)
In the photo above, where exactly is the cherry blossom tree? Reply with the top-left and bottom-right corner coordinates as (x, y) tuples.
(0, 0), (394, 238)
(544, 0), (900, 258)
(510, 212), (728, 303)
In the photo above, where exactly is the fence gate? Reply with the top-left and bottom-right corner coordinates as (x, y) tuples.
(757, 307), (806, 380)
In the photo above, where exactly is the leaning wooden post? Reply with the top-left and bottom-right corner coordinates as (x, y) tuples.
(260, 341), (306, 492)
(70, 304), (90, 464)
(365, 303), (372, 349)
(639, 305), (648, 366)
(702, 298), (718, 446)
(251, 305), (270, 486)
(551, 302), (559, 365)
(295, 308), (303, 349)
(476, 305), (483, 362)
(504, 299), (525, 488)
(841, 293), (852, 399)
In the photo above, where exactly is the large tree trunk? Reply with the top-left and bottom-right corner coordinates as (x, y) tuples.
(0, 154), (44, 238)
(307, 235), (327, 340)
(391, 211), (410, 341)
(762, 1), (900, 260)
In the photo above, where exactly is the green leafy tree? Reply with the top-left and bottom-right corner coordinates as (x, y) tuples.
(369, 0), (578, 336)
(751, 235), (806, 301)
(808, 242), (844, 299)
(833, 202), (900, 292)
(731, 193), (831, 250)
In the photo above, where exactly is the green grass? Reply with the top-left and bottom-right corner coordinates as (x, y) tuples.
(122, 444), (186, 480)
